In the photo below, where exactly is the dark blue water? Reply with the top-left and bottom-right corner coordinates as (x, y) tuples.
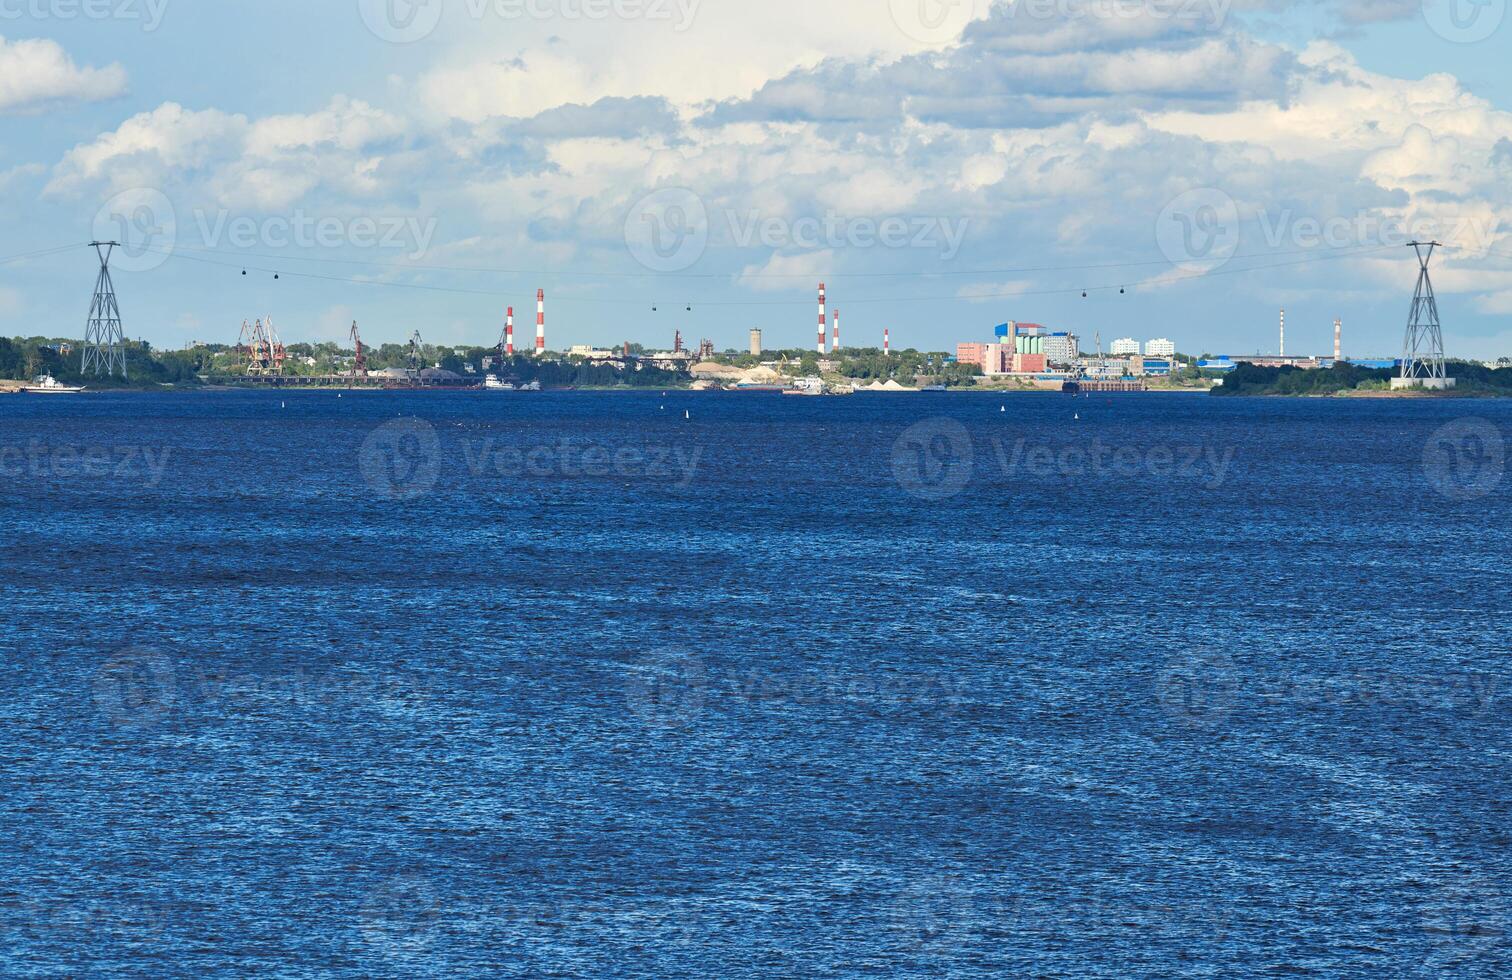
(3, 390), (1510, 977)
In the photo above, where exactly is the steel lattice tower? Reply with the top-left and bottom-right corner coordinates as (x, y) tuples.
(1400, 241), (1447, 382)
(81, 241), (127, 379)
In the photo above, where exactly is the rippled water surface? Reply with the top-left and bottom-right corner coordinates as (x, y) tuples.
(2, 390), (1510, 977)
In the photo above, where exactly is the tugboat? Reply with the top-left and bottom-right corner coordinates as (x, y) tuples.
(20, 374), (86, 394)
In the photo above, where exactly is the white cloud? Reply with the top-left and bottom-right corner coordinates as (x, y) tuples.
(0, 35), (125, 114)
(736, 250), (837, 291)
(46, 97), (410, 210)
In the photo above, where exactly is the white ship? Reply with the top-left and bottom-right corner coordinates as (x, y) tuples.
(484, 376), (516, 391)
(20, 375), (86, 394)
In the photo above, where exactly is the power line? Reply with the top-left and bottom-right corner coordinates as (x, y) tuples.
(144, 238), (1396, 281)
(139, 241), (1400, 306)
(0, 243), (86, 267)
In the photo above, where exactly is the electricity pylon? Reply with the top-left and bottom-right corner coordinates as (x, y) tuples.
(81, 241), (127, 379)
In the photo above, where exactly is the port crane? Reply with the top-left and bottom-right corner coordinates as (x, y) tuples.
(407, 330), (424, 374)
(238, 317), (286, 376)
(350, 321), (367, 378)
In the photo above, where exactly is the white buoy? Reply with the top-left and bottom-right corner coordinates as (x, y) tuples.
(281, 401), (286, 409)
(1000, 405), (1006, 413)
(1074, 413), (1080, 421)
(685, 410), (691, 420)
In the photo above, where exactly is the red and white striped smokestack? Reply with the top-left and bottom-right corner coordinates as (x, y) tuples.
(1334, 317), (1342, 362)
(832, 309), (840, 351)
(536, 289), (546, 354)
(884, 328), (891, 356)
(818, 282), (827, 355)
(506, 307), (515, 355)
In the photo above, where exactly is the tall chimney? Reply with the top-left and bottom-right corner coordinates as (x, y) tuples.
(1334, 317), (1342, 363)
(506, 307), (514, 356)
(536, 289), (546, 355)
(1280, 307), (1286, 357)
(818, 283), (827, 355)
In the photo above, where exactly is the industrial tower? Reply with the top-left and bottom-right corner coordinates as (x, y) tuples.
(1393, 241), (1455, 389)
(81, 241), (127, 378)
(350, 321), (368, 378)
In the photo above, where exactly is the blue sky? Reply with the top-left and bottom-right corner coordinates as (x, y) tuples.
(3, 0), (1511, 358)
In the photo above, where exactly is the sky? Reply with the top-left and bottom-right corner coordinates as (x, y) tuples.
(2, 0), (1512, 358)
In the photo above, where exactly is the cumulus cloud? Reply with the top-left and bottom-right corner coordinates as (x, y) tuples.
(0, 35), (125, 114)
(46, 97), (411, 210)
(705, 5), (1295, 129)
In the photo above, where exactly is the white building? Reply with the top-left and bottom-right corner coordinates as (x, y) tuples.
(1111, 338), (1141, 356)
(1042, 334), (1078, 366)
(1145, 338), (1176, 358)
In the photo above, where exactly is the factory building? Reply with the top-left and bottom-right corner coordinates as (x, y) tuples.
(749, 329), (762, 355)
(1042, 333), (1078, 366)
(1126, 356), (1172, 377)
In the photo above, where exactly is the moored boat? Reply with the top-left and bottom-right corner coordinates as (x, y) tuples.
(20, 375), (86, 394)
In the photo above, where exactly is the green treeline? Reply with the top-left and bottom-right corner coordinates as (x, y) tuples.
(1213, 360), (1512, 396)
(0, 337), (204, 387)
